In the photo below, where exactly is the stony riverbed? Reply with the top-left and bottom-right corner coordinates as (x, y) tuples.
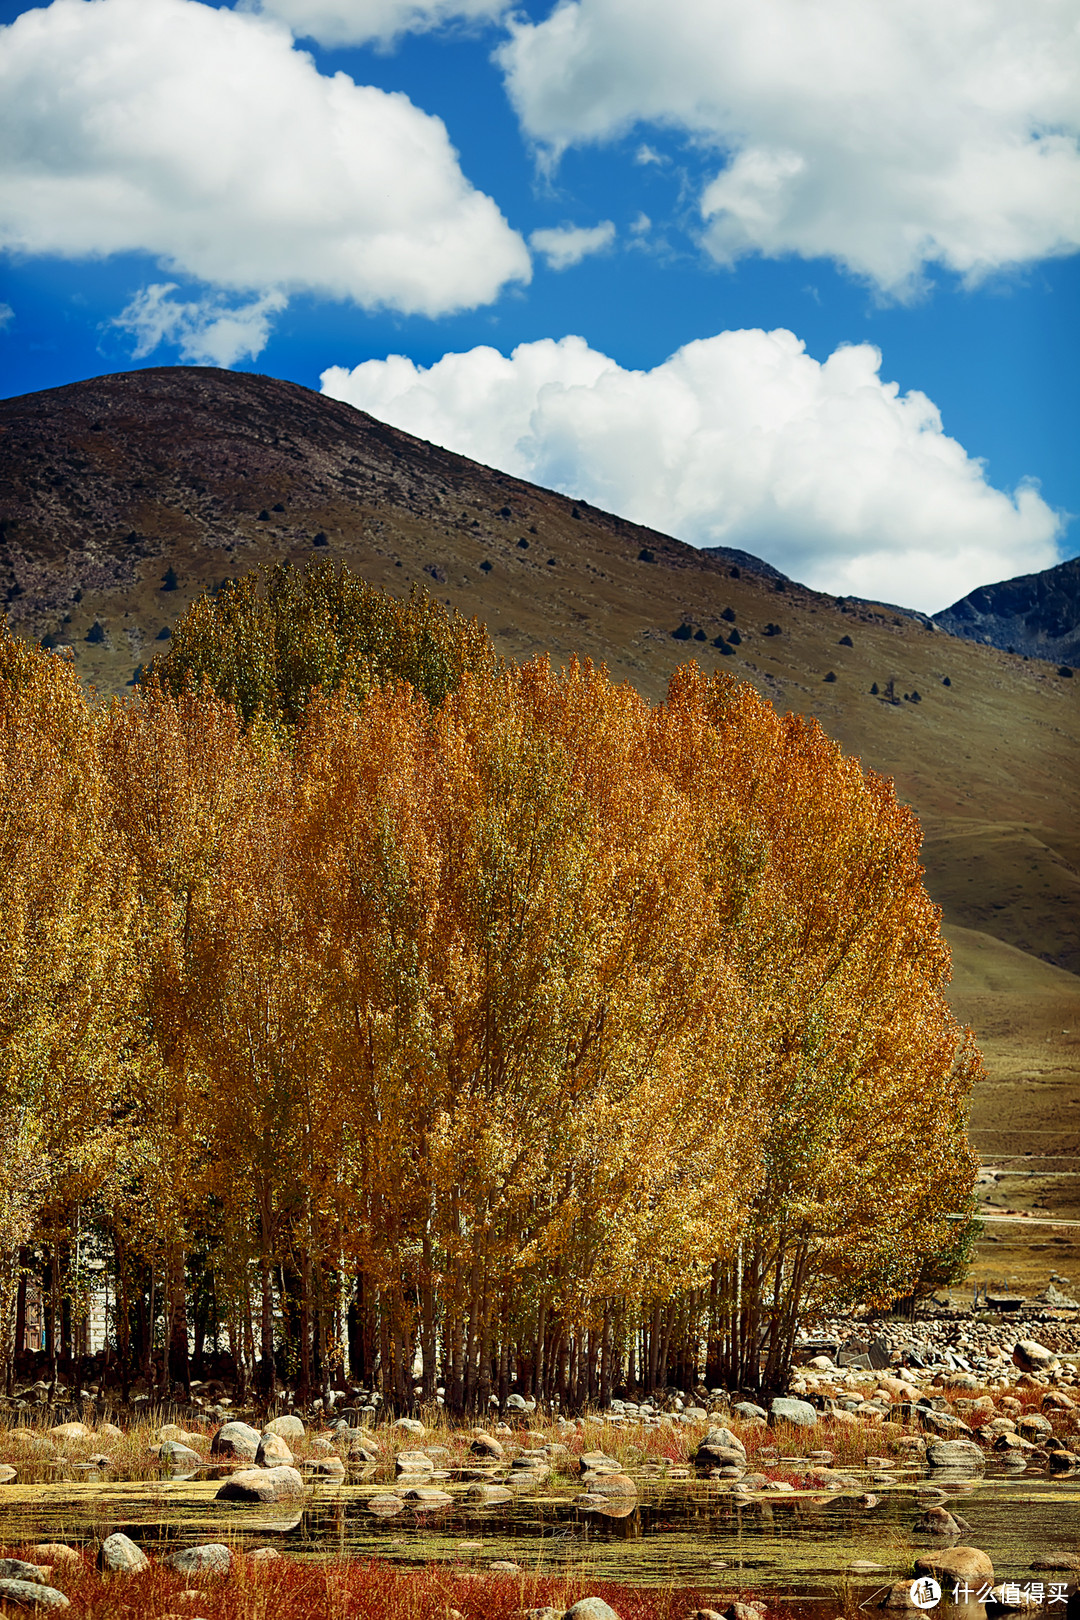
(4, 1328), (1080, 1616)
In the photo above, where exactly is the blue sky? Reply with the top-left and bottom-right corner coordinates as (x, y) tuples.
(1, 0), (1077, 612)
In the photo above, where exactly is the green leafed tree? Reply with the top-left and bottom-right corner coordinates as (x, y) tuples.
(149, 561), (496, 728)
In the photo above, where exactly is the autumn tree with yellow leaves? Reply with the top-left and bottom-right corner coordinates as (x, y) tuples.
(0, 567), (980, 1404)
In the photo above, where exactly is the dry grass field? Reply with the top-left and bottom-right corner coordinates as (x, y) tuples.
(2, 366), (1077, 1297)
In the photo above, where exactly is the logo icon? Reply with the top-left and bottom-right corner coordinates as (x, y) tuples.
(909, 1578), (942, 1610)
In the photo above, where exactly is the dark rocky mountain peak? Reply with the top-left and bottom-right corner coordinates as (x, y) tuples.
(934, 554), (1080, 667)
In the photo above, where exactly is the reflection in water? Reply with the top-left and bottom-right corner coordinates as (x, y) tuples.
(1, 1464), (1079, 1593)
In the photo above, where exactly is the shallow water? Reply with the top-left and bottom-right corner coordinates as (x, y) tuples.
(2, 1461), (1078, 1593)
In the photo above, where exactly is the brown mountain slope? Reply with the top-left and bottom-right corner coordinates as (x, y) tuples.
(3, 368), (1076, 959)
(3, 364), (1078, 1288)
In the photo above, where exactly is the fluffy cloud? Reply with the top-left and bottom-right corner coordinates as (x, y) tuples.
(321, 330), (1064, 612)
(0, 0), (529, 317)
(113, 284), (288, 367)
(0, 303), (12, 330)
(497, 0), (1080, 294)
(529, 221), (615, 270)
(242, 0), (505, 48)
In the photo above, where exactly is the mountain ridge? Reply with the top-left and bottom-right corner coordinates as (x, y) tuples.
(1, 366), (1077, 985)
(934, 554), (1080, 668)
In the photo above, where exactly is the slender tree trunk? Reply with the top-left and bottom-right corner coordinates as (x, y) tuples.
(46, 1245), (60, 1398)
(259, 1248), (276, 1400)
(10, 1264), (27, 1395)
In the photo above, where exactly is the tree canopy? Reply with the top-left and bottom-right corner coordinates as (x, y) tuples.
(0, 573), (981, 1405)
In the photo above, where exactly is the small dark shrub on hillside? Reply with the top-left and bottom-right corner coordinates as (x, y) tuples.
(672, 623), (694, 641)
(839, 634), (853, 646)
(162, 566), (178, 591)
(156, 626), (171, 640)
(86, 621), (106, 643)
(1059, 666), (1074, 678)
(638, 548), (656, 562)
(721, 606), (736, 622)
(824, 670), (837, 682)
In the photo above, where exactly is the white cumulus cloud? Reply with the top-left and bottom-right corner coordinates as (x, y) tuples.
(0, 0), (529, 320)
(529, 220), (615, 270)
(241, 0), (505, 48)
(497, 0), (1080, 294)
(113, 284), (288, 367)
(0, 302), (12, 330)
(321, 330), (1064, 613)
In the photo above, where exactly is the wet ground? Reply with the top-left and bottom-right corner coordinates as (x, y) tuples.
(1, 1458), (1077, 1596)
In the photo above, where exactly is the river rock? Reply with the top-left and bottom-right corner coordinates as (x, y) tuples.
(158, 1424), (201, 1446)
(30, 1550), (79, 1568)
(160, 1441), (202, 1467)
(734, 1401), (767, 1421)
(396, 1449), (434, 1474)
(97, 1533), (149, 1574)
(1047, 1451), (1080, 1473)
(0, 1561), (48, 1585)
(914, 1547), (994, 1583)
(585, 1472), (637, 1496)
(470, 1433), (505, 1459)
(578, 1451), (621, 1475)
(1032, 1555), (1080, 1571)
(348, 1441), (379, 1465)
(1013, 1340), (1056, 1372)
(162, 1544), (232, 1576)
(0, 1466), (17, 1483)
(264, 1414), (305, 1442)
(468, 1481), (513, 1503)
(0, 1579), (70, 1610)
(210, 1421), (261, 1461)
(402, 1486), (453, 1508)
(305, 1455), (346, 1478)
(1017, 1413), (1052, 1437)
(704, 1426), (747, 1456)
(47, 1423), (89, 1441)
(770, 1397), (818, 1429)
(920, 1411), (972, 1438)
(926, 1441), (985, 1470)
(916, 1507), (970, 1536)
(694, 1443), (746, 1471)
(881, 1581), (934, 1609)
(564, 1601), (623, 1620)
(394, 1417), (425, 1437)
(255, 1431), (294, 1467)
(367, 1493), (405, 1515)
(216, 1464), (304, 1502)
